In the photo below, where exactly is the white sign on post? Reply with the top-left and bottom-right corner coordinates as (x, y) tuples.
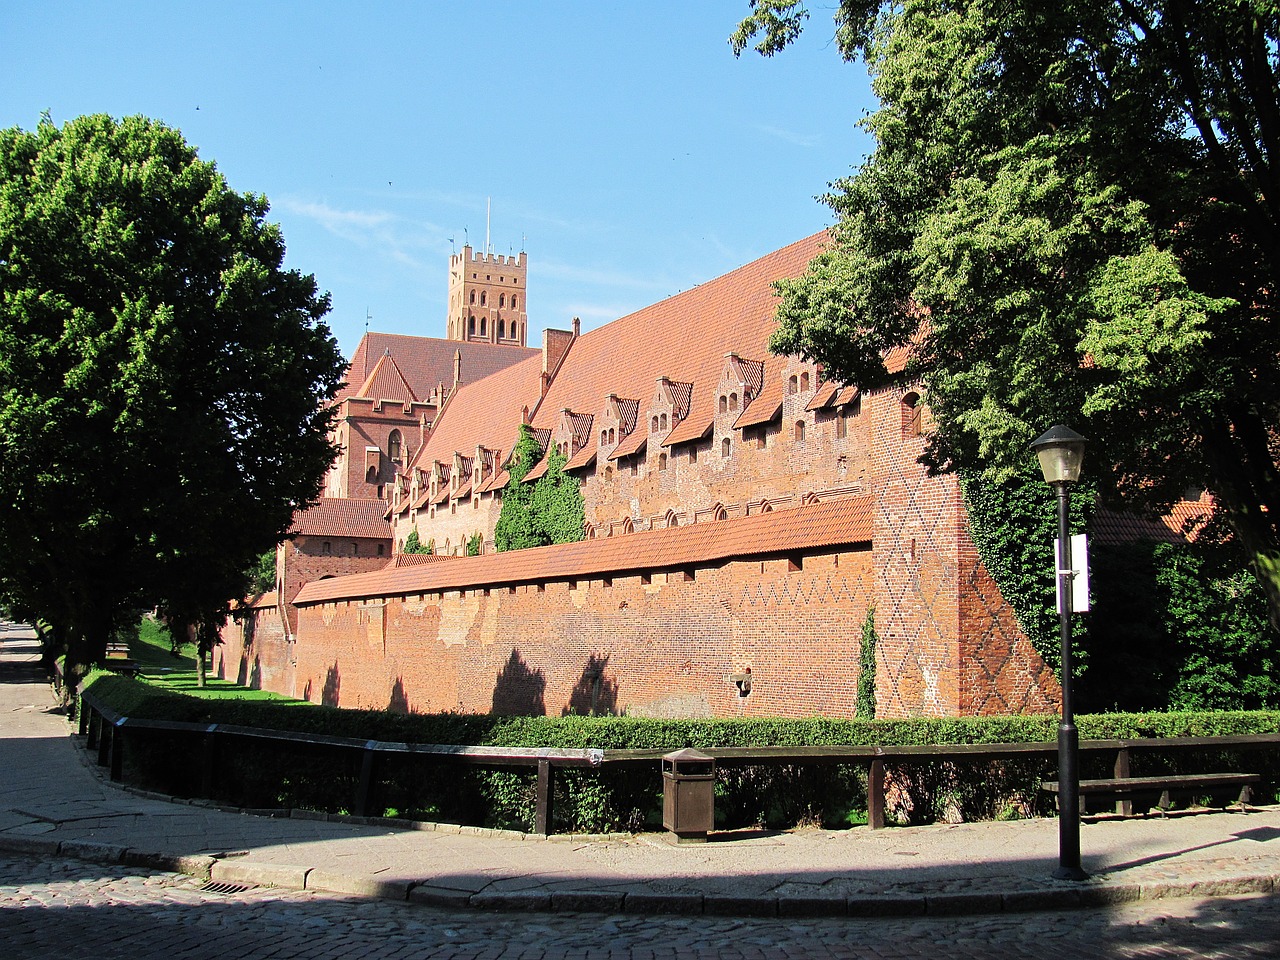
(1054, 533), (1090, 613)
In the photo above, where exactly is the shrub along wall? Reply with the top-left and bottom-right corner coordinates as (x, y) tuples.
(83, 674), (1280, 833)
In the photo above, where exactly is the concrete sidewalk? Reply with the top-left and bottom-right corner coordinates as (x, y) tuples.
(3, 620), (1279, 918)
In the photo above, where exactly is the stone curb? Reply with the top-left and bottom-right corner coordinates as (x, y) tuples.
(2, 833), (1277, 919)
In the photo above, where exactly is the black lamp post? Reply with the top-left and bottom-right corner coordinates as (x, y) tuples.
(1029, 424), (1089, 881)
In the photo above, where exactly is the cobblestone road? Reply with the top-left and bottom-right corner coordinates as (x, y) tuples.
(2, 854), (1278, 959)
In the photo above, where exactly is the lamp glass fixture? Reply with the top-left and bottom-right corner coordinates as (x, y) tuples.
(1029, 425), (1087, 485)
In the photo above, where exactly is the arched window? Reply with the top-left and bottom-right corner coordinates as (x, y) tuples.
(658, 452), (668, 471)
(721, 437), (731, 458)
(719, 395), (728, 414)
(469, 290), (476, 304)
(387, 429), (402, 461)
(800, 371), (810, 392)
(604, 465), (613, 481)
(665, 510), (679, 528)
(795, 420), (805, 442)
(902, 392), (922, 437)
(608, 428), (615, 444)
(499, 319), (506, 339)
(713, 504), (727, 521)
(601, 430), (609, 446)
(468, 315), (476, 335)
(788, 375), (798, 395)
(622, 517), (634, 534)
(512, 295), (518, 310)
(480, 291), (487, 306)
(729, 392), (738, 411)
(651, 416), (659, 432)
(479, 317), (487, 336)
(499, 294), (506, 308)
(660, 413), (668, 431)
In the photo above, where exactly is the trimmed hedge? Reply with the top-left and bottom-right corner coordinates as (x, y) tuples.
(83, 674), (1280, 832)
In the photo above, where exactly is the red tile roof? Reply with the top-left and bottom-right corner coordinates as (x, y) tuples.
(384, 553), (456, 568)
(352, 351), (419, 403)
(406, 232), (827, 486)
(1092, 493), (1216, 546)
(338, 332), (537, 404)
(608, 429), (647, 461)
(290, 498), (393, 540)
(295, 494), (874, 604)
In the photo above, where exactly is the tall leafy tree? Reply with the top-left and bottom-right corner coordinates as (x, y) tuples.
(733, 2), (1280, 626)
(0, 114), (346, 691)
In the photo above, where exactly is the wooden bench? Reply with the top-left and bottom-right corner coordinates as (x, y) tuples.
(103, 642), (140, 677)
(1043, 772), (1260, 816)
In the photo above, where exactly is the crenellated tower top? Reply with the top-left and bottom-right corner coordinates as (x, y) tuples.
(447, 244), (528, 347)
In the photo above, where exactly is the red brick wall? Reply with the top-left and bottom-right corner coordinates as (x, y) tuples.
(216, 603), (292, 694)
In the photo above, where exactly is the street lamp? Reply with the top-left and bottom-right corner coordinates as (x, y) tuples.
(1029, 424), (1089, 881)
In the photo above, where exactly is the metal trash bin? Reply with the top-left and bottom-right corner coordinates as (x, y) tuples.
(662, 748), (715, 842)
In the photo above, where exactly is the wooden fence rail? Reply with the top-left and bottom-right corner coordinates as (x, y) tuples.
(77, 690), (1279, 835)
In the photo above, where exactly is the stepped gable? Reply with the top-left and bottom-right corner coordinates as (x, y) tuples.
(530, 233), (827, 448)
(338, 332), (537, 403)
(295, 494), (874, 604)
(290, 497), (392, 540)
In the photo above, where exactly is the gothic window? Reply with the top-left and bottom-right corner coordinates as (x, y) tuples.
(658, 452), (668, 471)
(721, 437), (731, 458)
(469, 315), (476, 335)
(651, 416), (659, 432)
(800, 371), (810, 392)
(660, 413), (668, 431)
(480, 291), (487, 306)
(499, 319), (506, 338)
(601, 430), (608, 446)
(512, 295), (518, 309)
(713, 504), (727, 521)
(729, 392), (738, 411)
(719, 395), (728, 414)
(622, 517), (634, 534)
(500, 294), (506, 308)
(469, 290), (475, 304)
(795, 420), (806, 442)
(609, 428), (615, 444)
(902, 392), (922, 437)
(387, 429), (402, 461)
(480, 317), (487, 336)
(665, 510), (679, 528)
(788, 375), (798, 395)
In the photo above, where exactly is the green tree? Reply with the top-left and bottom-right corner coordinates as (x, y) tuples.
(733, 2), (1280, 627)
(0, 114), (345, 694)
(402, 529), (434, 555)
(531, 447), (586, 546)
(466, 531), (483, 556)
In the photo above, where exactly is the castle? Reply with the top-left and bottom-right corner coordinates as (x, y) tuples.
(220, 234), (1061, 719)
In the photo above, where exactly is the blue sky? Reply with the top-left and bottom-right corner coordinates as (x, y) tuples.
(4, 2), (876, 358)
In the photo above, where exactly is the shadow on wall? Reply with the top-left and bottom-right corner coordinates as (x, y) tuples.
(388, 676), (410, 713)
(321, 662), (341, 707)
(563, 652), (618, 716)
(491, 649), (546, 716)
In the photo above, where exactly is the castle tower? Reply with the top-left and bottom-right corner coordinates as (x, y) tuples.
(447, 244), (528, 347)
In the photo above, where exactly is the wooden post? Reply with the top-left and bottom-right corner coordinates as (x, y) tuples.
(97, 719), (112, 768)
(109, 723), (123, 782)
(355, 743), (377, 817)
(1114, 747), (1132, 816)
(535, 759), (555, 836)
(868, 757), (886, 829)
(200, 727), (217, 799)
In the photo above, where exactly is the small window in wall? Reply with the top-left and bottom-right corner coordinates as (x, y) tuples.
(719, 395), (728, 414)
(377, 544), (385, 556)
(788, 375), (798, 395)
(480, 317), (487, 336)
(500, 294), (506, 308)
(499, 319), (506, 338)
(800, 371), (810, 392)
(480, 291), (487, 306)
(713, 504), (727, 521)
(666, 510), (679, 528)
(322, 541), (332, 555)
(630, 459), (639, 477)
(351, 542), (358, 555)
(658, 452), (668, 471)
(660, 413), (668, 431)
(795, 420), (806, 442)
(835, 413), (847, 440)
(651, 416), (659, 432)
(623, 517), (635, 534)
(608, 428), (615, 444)
(729, 392), (738, 411)
(469, 291), (476, 304)
(902, 392), (922, 437)
(469, 315), (476, 335)
(604, 465), (613, 481)
(512, 295), (518, 309)
(689, 446), (698, 465)
(721, 437), (731, 458)
(388, 429), (402, 461)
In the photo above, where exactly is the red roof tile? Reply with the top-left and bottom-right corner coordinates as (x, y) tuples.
(565, 438), (597, 471)
(295, 494), (874, 604)
(734, 368), (783, 428)
(608, 429), (647, 461)
(1092, 493), (1216, 546)
(338, 333), (537, 404)
(352, 351), (419, 404)
(384, 553), (455, 568)
(662, 414), (713, 447)
(290, 498), (393, 540)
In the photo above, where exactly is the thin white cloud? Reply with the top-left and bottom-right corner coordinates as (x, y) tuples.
(756, 124), (822, 148)
(275, 196), (448, 265)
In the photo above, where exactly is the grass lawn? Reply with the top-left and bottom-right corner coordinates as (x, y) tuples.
(130, 616), (304, 704)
